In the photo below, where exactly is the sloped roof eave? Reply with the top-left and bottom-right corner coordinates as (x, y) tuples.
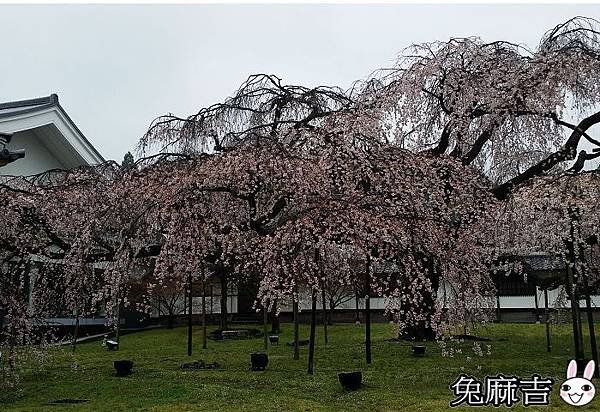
(0, 94), (105, 164)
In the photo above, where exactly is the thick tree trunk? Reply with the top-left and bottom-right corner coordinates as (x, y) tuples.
(167, 313), (175, 329)
(307, 292), (317, 375)
(397, 255), (440, 341)
(219, 274), (228, 331)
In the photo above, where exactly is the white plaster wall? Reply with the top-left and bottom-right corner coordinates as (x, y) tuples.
(499, 288), (600, 309)
(1, 129), (66, 176)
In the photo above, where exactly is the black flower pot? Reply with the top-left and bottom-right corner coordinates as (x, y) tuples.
(268, 335), (279, 345)
(106, 340), (119, 351)
(250, 352), (268, 371)
(412, 345), (426, 357)
(114, 360), (134, 376)
(338, 371), (362, 391)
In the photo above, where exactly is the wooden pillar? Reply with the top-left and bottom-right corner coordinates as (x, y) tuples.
(220, 274), (228, 330)
(321, 288), (328, 344)
(115, 297), (121, 344)
(263, 305), (268, 350)
(567, 207), (585, 361)
(355, 292), (360, 324)
(307, 292), (317, 375)
(293, 291), (300, 361)
(534, 286), (541, 323)
(544, 288), (551, 353)
(496, 294), (501, 323)
(585, 283), (599, 377)
(202, 281), (207, 350)
(71, 311), (80, 353)
(566, 262), (585, 361)
(187, 272), (193, 357)
(271, 299), (280, 334)
(365, 255), (372, 364)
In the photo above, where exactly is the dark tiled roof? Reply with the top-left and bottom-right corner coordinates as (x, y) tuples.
(0, 94), (58, 119)
(524, 254), (565, 272)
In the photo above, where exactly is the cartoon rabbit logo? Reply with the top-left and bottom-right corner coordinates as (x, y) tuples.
(560, 360), (596, 406)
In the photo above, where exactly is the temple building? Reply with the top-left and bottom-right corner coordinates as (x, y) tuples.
(0, 94), (104, 176)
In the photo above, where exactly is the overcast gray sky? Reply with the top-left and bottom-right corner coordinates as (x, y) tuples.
(1, 4), (599, 161)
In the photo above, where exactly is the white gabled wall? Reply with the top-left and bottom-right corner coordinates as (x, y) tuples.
(0, 104), (104, 177)
(0, 129), (66, 176)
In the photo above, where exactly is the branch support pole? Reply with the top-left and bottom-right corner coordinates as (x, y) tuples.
(566, 211), (585, 362)
(307, 291), (317, 375)
(293, 287), (300, 360)
(544, 288), (551, 353)
(585, 280), (599, 377)
(71, 310), (80, 353)
(202, 279), (207, 350)
(115, 296), (121, 345)
(321, 288), (328, 344)
(263, 304), (268, 350)
(365, 254), (372, 365)
(187, 272), (193, 357)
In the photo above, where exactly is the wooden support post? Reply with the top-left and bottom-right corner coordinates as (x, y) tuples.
(566, 259), (585, 361)
(544, 288), (551, 353)
(355, 292), (360, 324)
(115, 297), (121, 345)
(321, 288), (328, 344)
(210, 284), (213, 314)
(293, 294), (300, 360)
(307, 292), (317, 375)
(271, 299), (280, 334)
(586, 283), (599, 377)
(187, 272), (193, 357)
(365, 255), (372, 365)
(202, 281), (207, 350)
(496, 294), (501, 323)
(263, 305), (268, 350)
(567, 207), (585, 361)
(71, 311), (80, 353)
(534, 286), (541, 323)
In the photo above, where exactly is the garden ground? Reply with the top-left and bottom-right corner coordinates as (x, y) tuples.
(1, 322), (598, 411)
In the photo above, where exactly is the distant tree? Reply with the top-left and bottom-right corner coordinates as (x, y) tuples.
(121, 152), (134, 170)
(137, 273), (185, 329)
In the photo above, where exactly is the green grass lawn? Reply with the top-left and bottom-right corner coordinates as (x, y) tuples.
(1, 322), (599, 411)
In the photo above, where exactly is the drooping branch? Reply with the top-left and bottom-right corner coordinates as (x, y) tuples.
(569, 149), (600, 173)
(494, 110), (600, 199)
